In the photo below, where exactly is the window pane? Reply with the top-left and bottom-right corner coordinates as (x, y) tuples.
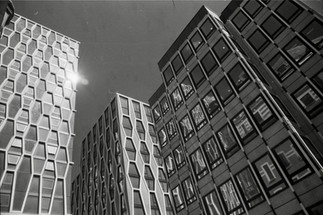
(153, 105), (161, 122)
(248, 29), (270, 53)
(267, 52), (295, 80)
(312, 71), (323, 91)
(200, 18), (216, 39)
(180, 43), (193, 64)
(179, 115), (194, 141)
(228, 63), (250, 91)
(284, 37), (313, 65)
(190, 31), (204, 51)
(276, 1), (302, 23)
(201, 51), (218, 76)
(120, 96), (129, 115)
(293, 84), (322, 117)
(212, 38), (231, 63)
(243, 0), (263, 18)
(171, 54), (183, 75)
(261, 15), (285, 39)
(203, 190), (223, 215)
(214, 78), (234, 104)
(301, 19), (323, 50)
(180, 77), (194, 100)
(232, 11), (250, 31)
(190, 64), (206, 87)
(232, 110), (256, 143)
(190, 103), (206, 130)
(172, 186), (185, 212)
(160, 97), (170, 115)
(165, 154), (175, 177)
(158, 127), (167, 147)
(216, 124), (239, 157)
(182, 177), (196, 205)
(163, 66), (174, 85)
(166, 120), (177, 140)
(173, 145), (185, 169)
(219, 179), (244, 215)
(170, 88), (183, 110)
(190, 148), (208, 180)
(202, 90), (221, 118)
(202, 137), (223, 169)
(248, 96), (276, 130)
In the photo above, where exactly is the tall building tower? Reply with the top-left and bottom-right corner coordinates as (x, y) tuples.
(71, 93), (174, 215)
(149, 4), (323, 215)
(0, 13), (79, 214)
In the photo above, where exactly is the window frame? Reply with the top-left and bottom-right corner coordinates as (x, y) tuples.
(190, 30), (205, 52)
(216, 123), (240, 158)
(189, 63), (206, 88)
(158, 127), (167, 148)
(275, 0), (302, 24)
(170, 87), (183, 111)
(152, 105), (161, 123)
(171, 54), (184, 76)
(214, 77), (235, 105)
(163, 65), (174, 86)
(166, 119), (177, 141)
(190, 102), (207, 130)
(300, 18), (323, 50)
(190, 147), (208, 180)
(218, 179), (244, 215)
(180, 42), (194, 64)
(247, 29), (270, 54)
(160, 96), (170, 115)
(212, 38), (232, 63)
(243, 0), (263, 18)
(164, 153), (176, 177)
(201, 90), (221, 119)
(232, 10), (251, 31)
(261, 14), (286, 39)
(231, 109), (257, 145)
(180, 76), (194, 100)
(181, 177), (197, 205)
(267, 52), (296, 81)
(173, 144), (186, 170)
(227, 63), (250, 91)
(200, 17), (216, 39)
(179, 114), (195, 142)
(202, 136), (223, 169)
(200, 51), (219, 76)
(283, 36), (313, 65)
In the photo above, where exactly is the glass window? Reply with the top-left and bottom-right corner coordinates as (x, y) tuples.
(180, 77), (194, 100)
(152, 105), (161, 122)
(150, 193), (160, 213)
(273, 138), (312, 183)
(148, 124), (157, 143)
(267, 52), (295, 81)
(165, 154), (175, 177)
(212, 38), (232, 63)
(125, 138), (136, 160)
(214, 78), (234, 104)
(275, 1), (302, 24)
(202, 90), (221, 118)
(119, 96), (129, 115)
(203, 190), (223, 215)
(231, 110), (256, 144)
(163, 66), (174, 85)
(129, 162), (140, 188)
(262, 15), (285, 39)
(190, 103), (207, 130)
(190, 64), (206, 87)
(171, 54), (183, 75)
(190, 148), (208, 180)
(232, 11), (250, 31)
(160, 96), (170, 115)
(144, 105), (153, 123)
(253, 154), (286, 196)
(136, 120), (145, 140)
(201, 51), (219, 76)
(243, 0), (263, 18)
(180, 43), (194, 64)
(216, 124), (239, 157)
(248, 96), (277, 131)
(283, 37), (313, 65)
(158, 127), (167, 147)
(247, 29), (270, 54)
(218, 179), (244, 215)
(301, 19), (323, 50)
(202, 137), (223, 169)
(122, 116), (132, 136)
(133, 191), (145, 214)
(179, 115), (194, 141)
(172, 186), (185, 212)
(228, 63), (250, 91)
(166, 120), (177, 140)
(140, 142), (150, 163)
(293, 84), (322, 117)
(173, 145), (185, 170)
(200, 18), (216, 39)
(190, 31), (204, 51)
(154, 146), (163, 166)
(170, 88), (183, 110)
(182, 177), (196, 205)
(312, 71), (323, 91)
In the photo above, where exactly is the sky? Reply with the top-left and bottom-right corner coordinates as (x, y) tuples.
(14, 0), (230, 177)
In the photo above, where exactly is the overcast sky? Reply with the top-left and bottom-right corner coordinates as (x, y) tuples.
(14, 0), (230, 177)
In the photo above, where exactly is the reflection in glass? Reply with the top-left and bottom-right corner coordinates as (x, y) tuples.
(190, 103), (206, 130)
(301, 19), (323, 50)
(232, 111), (254, 140)
(179, 115), (194, 141)
(190, 31), (204, 51)
(217, 124), (238, 157)
(180, 77), (194, 100)
(228, 63), (249, 90)
(268, 52), (295, 80)
(294, 84), (322, 116)
(173, 145), (185, 169)
(170, 88), (183, 110)
(166, 120), (176, 140)
(182, 177), (196, 204)
(202, 90), (220, 118)
(219, 180), (244, 215)
(215, 78), (234, 104)
(158, 128), (167, 147)
(172, 186), (185, 212)
(180, 43), (193, 64)
(202, 137), (223, 169)
(284, 37), (313, 65)
(160, 97), (169, 115)
(190, 148), (207, 180)
(249, 96), (275, 130)
(203, 190), (223, 215)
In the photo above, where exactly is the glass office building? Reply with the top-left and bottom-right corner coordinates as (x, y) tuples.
(0, 14), (79, 214)
(149, 3), (323, 215)
(71, 93), (174, 215)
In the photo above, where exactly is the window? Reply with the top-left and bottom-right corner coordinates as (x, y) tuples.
(293, 84), (322, 117)
(170, 88), (183, 110)
(218, 179), (244, 215)
(144, 105), (153, 123)
(152, 105), (161, 122)
(267, 52), (295, 81)
(180, 43), (193, 64)
(159, 169), (168, 192)
(273, 138), (312, 183)
(232, 11), (250, 31)
(136, 120), (145, 140)
(122, 116), (132, 136)
(104, 107), (109, 125)
(180, 77), (194, 100)
(248, 96), (277, 131)
(190, 103), (207, 130)
(228, 63), (250, 91)
(201, 51), (218, 76)
(133, 191), (145, 215)
(275, 1), (302, 24)
(283, 37), (313, 65)
(172, 186), (185, 212)
(158, 127), (167, 147)
(190, 64), (206, 87)
(120, 96), (129, 115)
(200, 18), (216, 39)
(231, 110), (257, 144)
(144, 166), (155, 190)
(202, 137), (223, 169)
(235, 167), (264, 208)
(248, 29), (270, 54)
(140, 142), (150, 163)
(173, 145), (185, 170)
(261, 15), (285, 39)
(190, 148), (208, 180)
(133, 101), (141, 119)
(301, 19), (323, 50)
(190, 31), (204, 51)
(129, 163), (140, 188)
(202, 90), (221, 118)
(179, 115), (194, 141)
(160, 96), (170, 115)
(312, 71), (323, 91)
(182, 177), (196, 205)
(166, 120), (177, 140)
(171, 54), (183, 75)
(165, 154), (175, 177)
(212, 38), (232, 63)
(216, 124), (239, 157)
(214, 78), (234, 105)
(154, 146), (163, 166)
(253, 154), (286, 196)
(163, 66), (174, 85)
(203, 190), (223, 215)
(243, 0), (263, 18)
(150, 193), (160, 214)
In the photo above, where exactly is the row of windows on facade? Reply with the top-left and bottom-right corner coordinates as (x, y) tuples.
(169, 137), (314, 214)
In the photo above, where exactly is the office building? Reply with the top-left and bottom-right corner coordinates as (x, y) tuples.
(0, 13), (79, 214)
(71, 93), (174, 215)
(149, 3), (323, 215)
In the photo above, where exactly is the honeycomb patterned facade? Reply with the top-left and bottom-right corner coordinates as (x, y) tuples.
(71, 93), (174, 215)
(0, 14), (79, 214)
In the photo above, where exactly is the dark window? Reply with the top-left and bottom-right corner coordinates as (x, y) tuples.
(129, 163), (140, 188)
(243, 0), (263, 18)
(170, 88), (183, 111)
(283, 37), (313, 65)
(166, 120), (177, 140)
(218, 179), (244, 215)
(235, 167), (264, 208)
(312, 71), (323, 91)
(276, 1), (302, 24)
(202, 90), (221, 118)
(293, 84), (323, 118)
(190, 31), (204, 51)
(171, 54), (183, 75)
(232, 11), (250, 31)
(152, 105), (161, 122)
(172, 186), (185, 212)
(136, 120), (145, 140)
(173, 145), (185, 170)
(140, 142), (150, 163)
(133, 101), (141, 119)
(160, 96), (170, 115)
(180, 43), (193, 64)
(125, 138), (136, 160)
(212, 38), (232, 63)
(190, 64), (206, 87)
(165, 154), (175, 177)
(120, 96), (129, 115)
(163, 66), (174, 85)
(301, 19), (323, 50)
(214, 78), (234, 105)
(202, 137), (223, 169)
(190, 148), (208, 180)
(216, 124), (239, 157)
(201, 51), (219, 76)
(228, 63), (250, 91)
(267, 52), (295, 81)
(247, 29), (270, 53)
(203, 190), (223, 215)
(248, 96), (277, 131)
(200, 18), (216, 39)
(180, 77), (194, 100)
(158, 127), (167, 147)
(231, 110), (257, 144)
(122, 116), (132, 136)
(179, 115), (194, 141)
(261, 15), (286, 39)
(182, 177), (197, 205)
(190, 103), (207, 130)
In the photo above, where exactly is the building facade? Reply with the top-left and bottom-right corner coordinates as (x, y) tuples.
(149, 3), (323, 215)
(71, 93), (174, 215)
(0, 14), (79, 214)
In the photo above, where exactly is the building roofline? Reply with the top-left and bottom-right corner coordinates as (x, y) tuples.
(148, 83), (166, 106)
(219, 0), (243, 23)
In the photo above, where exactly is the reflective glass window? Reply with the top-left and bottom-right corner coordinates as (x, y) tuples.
(216, 124), (239, 157)
(214, 78), (234, 105)
(267, 52), (295, 81)
(200, 18), (216, 39)
(218, 179), (244, 215)
(172, 186), (185, 212)
(173, 145), (185, 170)
(301, 19), (323, 50)
(152, 105), (161, 122)
(133, 101), (141, 119)
(180, 76), (194, 100)
(190, 64), (206, 87)
(120, 96), (129, 115)
(232, 110), (256, 144)
(180, 43), (193, 64)
(203, 190), (223, 215)
(284, 37), (313, 65)
(262, 15), (285, 39)
(182, 177), (196, 205)
(158, 127), (167, 147)
(190, 103), (206, 130)
(171, 54), (183, 75)
(202, 90), (221, 118)
(212, 38), (232, 63)
(293, 84), (322, 117)
(232, 11), (250, 31)
(243, 0), (263, 18)
(166, 120), (177, 140)
(170, 88), (183, 110)
(276, 1), (302, 24)
(201, 51), (218, 76)
(163, 66), (174, 85)
(179, 115), (194, 141)
(160, 96), (170, 115)
(165, 154), (175, 177)
(190, 31), (204, 51)
(248, 29), (270, 54)
(190, 148), (208, 180)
